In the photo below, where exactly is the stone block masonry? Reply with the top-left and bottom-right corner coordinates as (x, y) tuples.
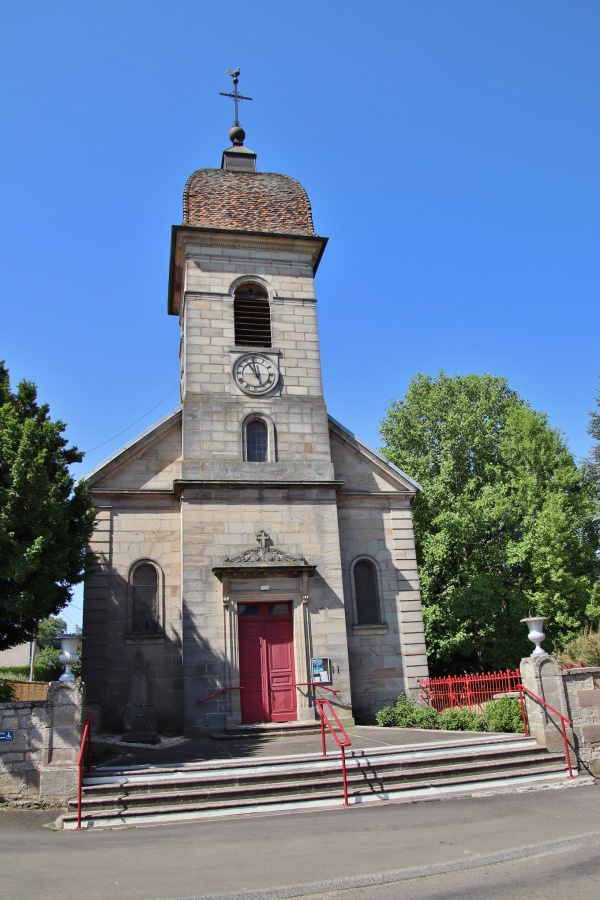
(520, 656), (600, 777)
(0, 681), (84, 804)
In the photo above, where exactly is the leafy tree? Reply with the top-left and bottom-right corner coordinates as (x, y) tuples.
(380, 372), (600, 674)
(0, 362), (96, 651)
(585, 382), (600, 494)
(37, 615), (69, 648)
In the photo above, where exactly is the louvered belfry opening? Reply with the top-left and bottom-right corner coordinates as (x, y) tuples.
(234, 283), (272, 347)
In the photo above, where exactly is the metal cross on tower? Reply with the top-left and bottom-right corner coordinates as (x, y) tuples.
(220, 69), (253, 127)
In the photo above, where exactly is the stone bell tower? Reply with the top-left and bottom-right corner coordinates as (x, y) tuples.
(167, 86), (354, 731)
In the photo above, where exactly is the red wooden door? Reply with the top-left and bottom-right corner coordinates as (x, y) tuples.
(238, 602), (296, 724)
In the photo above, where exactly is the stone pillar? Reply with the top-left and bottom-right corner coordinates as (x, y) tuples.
(40, 681), (85, 802)
(519, 656), (575, 761)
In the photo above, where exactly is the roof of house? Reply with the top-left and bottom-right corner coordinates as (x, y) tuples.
(182, 169), (316, 236)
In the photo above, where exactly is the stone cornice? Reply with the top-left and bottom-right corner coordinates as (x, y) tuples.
(168, 225), (327, 315)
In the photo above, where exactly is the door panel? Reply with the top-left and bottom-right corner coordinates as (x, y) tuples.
(238, 602), (296, 724)
(239, 620), (268, 723)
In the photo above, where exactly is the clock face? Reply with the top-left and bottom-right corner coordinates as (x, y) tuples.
(233, 353), (278, 395)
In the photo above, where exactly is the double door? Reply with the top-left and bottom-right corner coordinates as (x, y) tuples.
(238, 601), (296, 724)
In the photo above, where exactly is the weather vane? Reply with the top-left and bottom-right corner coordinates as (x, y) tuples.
(220, 68), (252, 127)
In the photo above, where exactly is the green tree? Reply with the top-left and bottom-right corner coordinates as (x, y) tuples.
(0, 362), (96, 651)
(585, 382), (600, 495)
(380, 372), (600, 674)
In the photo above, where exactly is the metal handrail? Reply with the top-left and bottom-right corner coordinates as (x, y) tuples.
(294, 681), (341, 696)
(196, 686), (244, 706)
(314, 698), (352, 807)
(517, 683), (574, 779)
(76, 712), (93, 830)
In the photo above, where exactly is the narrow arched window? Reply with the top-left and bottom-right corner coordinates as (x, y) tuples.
(246, 419), (268, 462)
(131, 563), (160, 634)
(353, 559), (381, 625)
(234, 283), (271, 347)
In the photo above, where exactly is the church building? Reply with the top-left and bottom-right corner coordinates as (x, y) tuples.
(82, 94), (429, 734)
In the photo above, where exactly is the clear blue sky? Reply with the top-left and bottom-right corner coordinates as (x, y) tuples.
(2, 2), (599, 628)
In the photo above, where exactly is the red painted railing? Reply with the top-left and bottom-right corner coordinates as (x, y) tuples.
(76, 712), (93, 831)
(196, 686), (244, 706)
(314, 698), (352, 807)
(517, 684), (574, 778)
(294, 682), (341, 697)
(419, 669), (521, 713)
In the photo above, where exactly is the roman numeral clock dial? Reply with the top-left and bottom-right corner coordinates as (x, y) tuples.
(233, 353), (278, 395)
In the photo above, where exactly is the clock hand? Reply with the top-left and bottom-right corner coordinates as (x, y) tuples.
(252, 358), (263, 384)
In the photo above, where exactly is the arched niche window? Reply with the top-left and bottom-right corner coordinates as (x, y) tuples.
(128, 561), (163, 636)
(246, 419), (268, 462)
(234, 283), (272, 347)
(352, 558), (382, 626)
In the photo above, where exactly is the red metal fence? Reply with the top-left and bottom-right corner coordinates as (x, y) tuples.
(418, 669), (521, 713)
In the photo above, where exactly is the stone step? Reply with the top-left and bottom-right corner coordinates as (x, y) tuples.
(76, 746), (564, 802)
(78, 735), (551, 788)
(69, 754), (568, 813)
(59, 732), (587, 829)
(61, 766), (589, 830)
(211, 720), (323, 740)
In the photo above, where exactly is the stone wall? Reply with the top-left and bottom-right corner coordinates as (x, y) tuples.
(561, 666), (600, 777)
(520, 656), (600, 777)
(0, 681), (84, 804)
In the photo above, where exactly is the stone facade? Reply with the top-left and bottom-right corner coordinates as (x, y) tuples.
(0, 682), (84, 803)
(82, 137), (429, 733)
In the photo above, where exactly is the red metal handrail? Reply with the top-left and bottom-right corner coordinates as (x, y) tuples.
(517, 684), (574, 779)
(294, 681), (341, 696)
(314, 698), (352, 807)
(196, 686), (244, 706)
(76, 712), (93, 831)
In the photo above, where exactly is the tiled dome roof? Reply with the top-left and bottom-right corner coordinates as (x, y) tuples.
(182, 168), (316, 236)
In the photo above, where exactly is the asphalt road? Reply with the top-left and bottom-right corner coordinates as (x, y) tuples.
(1, 782), (598, 900)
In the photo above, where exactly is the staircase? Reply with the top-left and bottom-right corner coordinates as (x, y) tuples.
(61, 733), (590, 830)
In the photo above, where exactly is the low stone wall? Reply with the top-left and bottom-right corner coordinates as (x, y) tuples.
(561, 666), (600, 777)
(520, 656), (600, 777)
(0, 681), (84, 804)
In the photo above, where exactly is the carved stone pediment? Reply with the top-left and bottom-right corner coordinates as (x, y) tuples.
(213, 530), (316, 580)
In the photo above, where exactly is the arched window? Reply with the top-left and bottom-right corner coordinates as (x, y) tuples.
(353, 558), (382, 625)
(129, 562), (162, 634)
(234, 283), (271, 347)
(246, 418), (268, 462)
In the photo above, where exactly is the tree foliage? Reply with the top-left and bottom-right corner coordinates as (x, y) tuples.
(585, 381), (600, 495)
(380, 372), (600, 674)
(0, 363), (96, 651)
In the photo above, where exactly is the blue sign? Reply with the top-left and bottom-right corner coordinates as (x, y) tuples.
(0, 731), (14, 742)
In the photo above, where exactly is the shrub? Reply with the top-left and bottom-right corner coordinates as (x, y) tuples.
(375, 695), (525, 733)
(0, 666), (30, 681)
(413, 705), (441, 729)
(33, 647), (63, 682)
(555, 627), (600, 669)
(0, 680), (16, 702)
(483, 698), (524, 733)
(393, 694), (419, 727)
(439, 707), (486, 731)
(375, 706), (400, 727)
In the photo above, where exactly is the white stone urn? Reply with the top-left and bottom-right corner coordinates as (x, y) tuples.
(58, 635), (81, 682)
(520, 616), (548, 657)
